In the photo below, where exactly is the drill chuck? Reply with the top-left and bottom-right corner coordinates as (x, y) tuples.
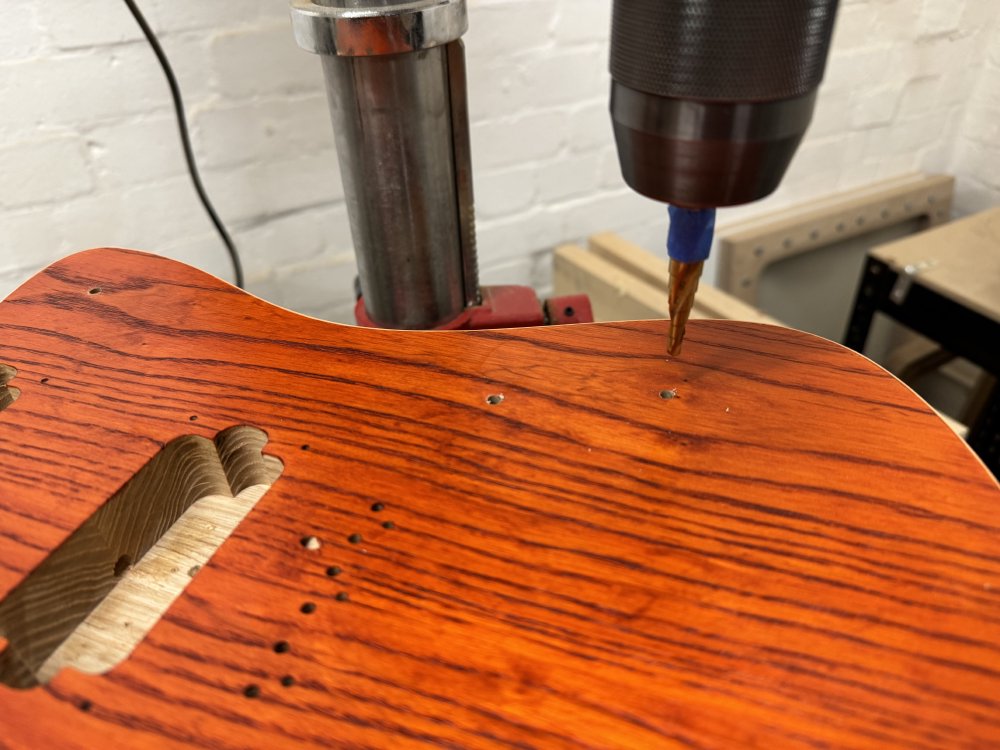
(610, 0), (840, 208)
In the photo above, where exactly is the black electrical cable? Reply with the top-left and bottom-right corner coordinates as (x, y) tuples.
(122, 0), (245, 288)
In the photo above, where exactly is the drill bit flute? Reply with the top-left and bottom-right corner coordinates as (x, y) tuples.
(666, 206), (716, 356)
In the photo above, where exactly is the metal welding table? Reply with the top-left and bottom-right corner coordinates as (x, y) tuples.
(845, 206), (1000, 477)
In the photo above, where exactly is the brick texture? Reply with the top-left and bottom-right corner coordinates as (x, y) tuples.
(0, 0), (996, 319)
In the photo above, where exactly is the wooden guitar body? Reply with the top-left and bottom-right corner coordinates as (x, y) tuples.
(0, 248), (997, 748)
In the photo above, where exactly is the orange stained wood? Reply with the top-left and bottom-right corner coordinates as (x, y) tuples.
(0, 248), (998, 749)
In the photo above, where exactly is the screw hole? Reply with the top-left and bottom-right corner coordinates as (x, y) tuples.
(300, 535), (321, 551)
(382, 521), (396, 530)
(300, 444), (310, 451)
(273, 641), (290, 654)
(326, 566), (342, 577)
(300, 602), (317, 614)
(659, 389), (677, 400)
(370, 502), (385, 512)
(348, 533), (362, 544)
(88, 287), (101, 295)
(189, 415), (198, 422)
(280, 675), (295, 687)
(113, 554), (132, 578)
(563, 306), (575, 317)
(40, 377), (49, 384)
(486, 394), (504, 405)
(336, 592), (349, 602)
(79, 699), (92, 712)
(243, 685), (260, 698)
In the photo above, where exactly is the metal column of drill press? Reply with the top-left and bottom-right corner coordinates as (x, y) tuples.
(290, 0), (476, 330)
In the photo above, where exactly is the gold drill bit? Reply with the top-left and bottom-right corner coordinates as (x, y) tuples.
(667, 259), (704, 356)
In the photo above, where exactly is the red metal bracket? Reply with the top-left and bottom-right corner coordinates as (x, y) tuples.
(354, 286), (593, 330)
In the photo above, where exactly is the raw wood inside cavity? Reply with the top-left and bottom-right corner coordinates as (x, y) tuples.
(0, 426), (282, 688)
(0, 365), (19, 413)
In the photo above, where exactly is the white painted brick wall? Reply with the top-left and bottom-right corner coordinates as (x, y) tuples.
(0, 0), (997, 319)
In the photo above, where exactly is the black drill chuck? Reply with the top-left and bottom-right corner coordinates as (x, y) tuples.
(610, 0), (840, 208)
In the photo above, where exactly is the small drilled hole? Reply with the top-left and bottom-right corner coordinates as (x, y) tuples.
(348, 533), (362, 544)
(189, 415), (198, 422)
(486, 394), (504, 405)
(659, 389), (677, 400)
(280, 676), (295, 687)
(300, 602), (317, 614)
(326, 566), (342, 577)
(300, 535), (321, 551)
(336, 592), (349, 602)
(79, 699), (92, 712)
(382, 521), (395, 530)
(370, 502), (385, 512)
(243, 685), (260, 698)
(563, 306), (575, 317)
(113, 554), (132, 578)
(301, 444), (310, 451)
(88, 287), (101, 295)
(273, 641), (290, 653)
(40, 377), (49, 384)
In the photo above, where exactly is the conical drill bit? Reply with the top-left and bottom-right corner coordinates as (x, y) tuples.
(665, 206), (716, 357)
(667, 259), (704, 356)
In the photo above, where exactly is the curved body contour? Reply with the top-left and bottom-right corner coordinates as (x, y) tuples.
(0, 248), (997, 748)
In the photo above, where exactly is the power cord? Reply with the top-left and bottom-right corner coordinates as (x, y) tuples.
(122, 0), (245, 289)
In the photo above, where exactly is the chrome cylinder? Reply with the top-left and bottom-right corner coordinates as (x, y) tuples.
(290, 0), (477, 329)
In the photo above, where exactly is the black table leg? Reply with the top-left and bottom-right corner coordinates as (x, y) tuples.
(967, 381), (999, 477)
(844, 257), (896, 352)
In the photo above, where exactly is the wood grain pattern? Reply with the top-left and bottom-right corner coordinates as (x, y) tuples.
(0, 248), (997, 749)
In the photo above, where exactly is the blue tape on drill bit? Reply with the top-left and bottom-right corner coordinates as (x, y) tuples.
(667, 206), (716, 264)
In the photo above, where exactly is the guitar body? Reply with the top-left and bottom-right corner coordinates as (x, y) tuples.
(0, 248), (997, 749)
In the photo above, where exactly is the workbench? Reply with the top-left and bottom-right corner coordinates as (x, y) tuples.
(845, 207), (1000, 475)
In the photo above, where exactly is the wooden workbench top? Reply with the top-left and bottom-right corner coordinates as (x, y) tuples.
(872, 205), (1000, 323)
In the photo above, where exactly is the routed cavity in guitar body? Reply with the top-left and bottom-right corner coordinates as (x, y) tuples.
(0, 365), (19, 413)
(0, 426), (282, 688)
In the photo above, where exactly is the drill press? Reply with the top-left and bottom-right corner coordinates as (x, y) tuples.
(290, 0), (840, 348)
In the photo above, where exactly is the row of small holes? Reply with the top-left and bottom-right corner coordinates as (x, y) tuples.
(245, 497), (382, 699)
(244, 456), (401, 699)
(741, 196), (947, 289)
